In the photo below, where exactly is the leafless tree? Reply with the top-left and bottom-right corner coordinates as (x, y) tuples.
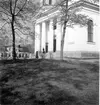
(54, 0), (99, 60)
(0, 0), (40, 60)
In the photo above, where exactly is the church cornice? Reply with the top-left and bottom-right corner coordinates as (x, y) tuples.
(70, 0), (99, 11)
(35, 0), (99, 23)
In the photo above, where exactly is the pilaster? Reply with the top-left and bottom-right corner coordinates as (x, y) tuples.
(48, 19), (53, 51)
(40, 23), (42, 52)
(56, 17), (62, 51)
(45, 20), (50, 52)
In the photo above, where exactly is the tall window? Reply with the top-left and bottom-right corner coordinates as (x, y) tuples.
(53, 35), (56, 52)
(49, 0), (52, 5)
(87, 19), (93, 42)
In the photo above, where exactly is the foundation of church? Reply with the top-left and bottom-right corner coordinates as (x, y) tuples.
(44, 51), (99, 59)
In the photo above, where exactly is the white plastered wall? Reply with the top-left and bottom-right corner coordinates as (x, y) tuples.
(63, 8), (99, 52)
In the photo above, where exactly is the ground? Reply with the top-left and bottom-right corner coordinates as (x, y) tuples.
(0, 59), (99, 105)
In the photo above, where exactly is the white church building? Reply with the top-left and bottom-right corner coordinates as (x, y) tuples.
(34, 0), (99, 59)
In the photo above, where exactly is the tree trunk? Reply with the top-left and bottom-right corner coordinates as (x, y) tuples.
(60, 0), (68, 60)
(60, 21), (67, 60)
(11, 14), (16, 61)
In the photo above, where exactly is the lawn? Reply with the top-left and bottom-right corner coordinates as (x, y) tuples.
(0, 59), (99, 105)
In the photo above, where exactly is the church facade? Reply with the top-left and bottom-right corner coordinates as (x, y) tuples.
(34, 0), (99, 59)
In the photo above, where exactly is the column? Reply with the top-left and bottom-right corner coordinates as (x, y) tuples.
(32, 22), (36, 53)
(56, 17), (62, 51)
(45, 20), (50, 53)
(41, 22), (46, 52)
(40, 23), (42, 52)
(48, 19), (53, 51)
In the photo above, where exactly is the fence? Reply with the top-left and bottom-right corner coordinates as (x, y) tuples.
(0, 52), (35, 60)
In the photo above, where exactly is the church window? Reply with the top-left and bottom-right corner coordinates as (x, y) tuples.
(87, 19), (93, 42)
(53, 35), (56, 52)
(49, 0), (52, 5)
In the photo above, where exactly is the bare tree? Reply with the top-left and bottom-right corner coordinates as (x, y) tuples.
(0, 0), (40, 60)
(55, 0), (99, 60)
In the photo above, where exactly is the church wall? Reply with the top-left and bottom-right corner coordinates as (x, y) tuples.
(63, 8), (99, 51)
(35, 2), (99, 58)
(41, 22), (46, 50)
(64, 25), (98, 52)
(62, 25), (99, 58)
(59, 7), (99, 58)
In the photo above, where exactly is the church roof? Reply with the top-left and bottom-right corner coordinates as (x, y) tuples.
(35, 0), (99, 20)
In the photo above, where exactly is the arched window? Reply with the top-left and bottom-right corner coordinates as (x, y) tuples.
(87, 19), (93, 42)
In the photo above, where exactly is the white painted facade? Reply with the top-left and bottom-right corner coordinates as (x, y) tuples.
(34, 0), (99, 58)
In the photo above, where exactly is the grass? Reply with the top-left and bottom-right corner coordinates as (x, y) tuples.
(0, 59), (99, 105)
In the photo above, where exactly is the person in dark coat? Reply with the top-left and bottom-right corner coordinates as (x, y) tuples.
(43, 48), (45, 54)
(36, 51), (38, 59)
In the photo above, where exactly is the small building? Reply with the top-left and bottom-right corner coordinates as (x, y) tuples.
(34, 0), (99, 59)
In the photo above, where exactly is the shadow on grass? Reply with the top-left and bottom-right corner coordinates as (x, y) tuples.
(0, 59), (99, 105)
(0, 59), (42, 65)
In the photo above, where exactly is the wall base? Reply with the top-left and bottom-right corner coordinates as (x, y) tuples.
(45, 51), (99, 59)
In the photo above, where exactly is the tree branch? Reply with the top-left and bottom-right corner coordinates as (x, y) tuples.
(0, 11), (11, 17)
(13, 0), (19, 14)
(15, 31), (25, 40)
(0, 22), (8, 30)
(9, 0), (13, 14)
(0, 4), (11, 15)
(0, 11), (11, 24)
(14, 27), (29, 35)
(15, 0), (27, 16)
